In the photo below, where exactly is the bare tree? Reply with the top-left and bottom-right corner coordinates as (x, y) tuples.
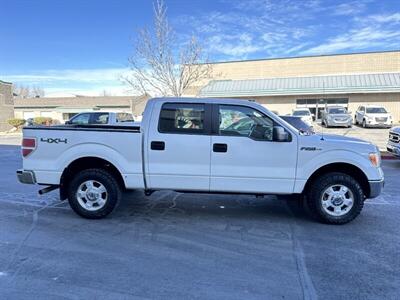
(125, 0), (212, 96)
(13, 84), (31, 98)
(32, 86), (45, 98)
(13, 84), (45, 98)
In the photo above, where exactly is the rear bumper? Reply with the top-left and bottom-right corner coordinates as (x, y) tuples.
(368, 179), (384, 199)
(16, 169), (36, 184)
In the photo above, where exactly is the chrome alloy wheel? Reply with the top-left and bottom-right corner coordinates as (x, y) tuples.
(76, 180), (108, 211)
(321, 184), (354, 217)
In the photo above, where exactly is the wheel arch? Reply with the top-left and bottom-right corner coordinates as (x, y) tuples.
(60, 156), (126, 200)
(303, 162), (370, 198)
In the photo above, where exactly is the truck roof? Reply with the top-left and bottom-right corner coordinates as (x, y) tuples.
(149, 97), (256, 105)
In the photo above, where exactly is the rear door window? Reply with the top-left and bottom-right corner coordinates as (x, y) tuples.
(159, 103), (206, 134)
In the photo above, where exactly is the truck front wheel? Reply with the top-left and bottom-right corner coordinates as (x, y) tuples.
(306, 172), (364, 224)
(67, 168), (121, 219)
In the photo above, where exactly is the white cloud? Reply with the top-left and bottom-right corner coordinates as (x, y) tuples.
(300, 27), (400, 55)
(332, 1), (368, 16)
(4, 68), (130, 84)
(3, 68), (138, 97)
(368, 13), (400, 23)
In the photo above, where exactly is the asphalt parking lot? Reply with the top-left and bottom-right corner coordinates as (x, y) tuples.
(0, 145), (399, 299)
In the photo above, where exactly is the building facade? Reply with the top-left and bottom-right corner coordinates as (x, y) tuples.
(14, 94), (149, 123)
(0, 80), (14, 131)
(194, 50), (400, 122)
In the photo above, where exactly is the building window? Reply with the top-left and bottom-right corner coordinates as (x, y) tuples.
(63, 113), (77, 121)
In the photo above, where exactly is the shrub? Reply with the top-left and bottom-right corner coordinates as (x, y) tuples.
(7, 118), (26, 128)
(33, 117), (53, 125)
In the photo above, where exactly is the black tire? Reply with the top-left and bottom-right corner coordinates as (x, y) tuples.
(67, 168), (121, 219)
(306, 172), (364, 224)
(362, 119), (367, 128)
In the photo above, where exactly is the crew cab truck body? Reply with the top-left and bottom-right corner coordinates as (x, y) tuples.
(17, 98), (384, 224)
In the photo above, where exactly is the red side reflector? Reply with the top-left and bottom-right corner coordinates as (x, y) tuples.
(22, 137), (36, 157)
(22, 148), (34, 157)
(22, 138), (36, 148)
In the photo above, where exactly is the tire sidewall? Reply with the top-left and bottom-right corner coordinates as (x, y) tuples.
(68, 169), (120, 219)
(308, 173), (364, 224)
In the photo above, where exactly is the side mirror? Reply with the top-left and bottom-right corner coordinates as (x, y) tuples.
(65, 120), (72, 125)
(273, 126), (289, 142)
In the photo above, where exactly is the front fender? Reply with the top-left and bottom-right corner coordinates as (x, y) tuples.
(294, 149), (383, 193)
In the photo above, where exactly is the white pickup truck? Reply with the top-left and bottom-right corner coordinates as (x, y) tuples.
(17, 97), (384, 224)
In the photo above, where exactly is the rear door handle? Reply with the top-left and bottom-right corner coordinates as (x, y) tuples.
(151, 141), (165, 151)
(213, 143), (227, 153)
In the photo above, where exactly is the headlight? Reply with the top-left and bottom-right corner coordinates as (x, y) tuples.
(369, 152), (381, 167)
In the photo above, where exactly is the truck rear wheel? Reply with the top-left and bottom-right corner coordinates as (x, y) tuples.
(306, 172), (364, 224)
(67, 168), (121, 219)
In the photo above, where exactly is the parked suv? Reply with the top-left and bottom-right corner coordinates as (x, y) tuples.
(321, 106), (352, 128)
(387, 126), (400, 158)
(355, 105), (393, 128)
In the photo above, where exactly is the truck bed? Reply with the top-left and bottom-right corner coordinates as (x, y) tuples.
(22, 125), (144, 189)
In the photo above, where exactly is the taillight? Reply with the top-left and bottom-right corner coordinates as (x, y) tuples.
(22, 137), (36, 157)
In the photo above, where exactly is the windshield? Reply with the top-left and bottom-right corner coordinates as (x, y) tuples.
(293, 110), (310, 116)
(366, 107), (387, 114)
(328, 107), (347, 114)
(280, 116), (314, 134)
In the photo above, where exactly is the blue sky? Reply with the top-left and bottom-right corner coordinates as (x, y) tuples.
(1, 0), (399, 96)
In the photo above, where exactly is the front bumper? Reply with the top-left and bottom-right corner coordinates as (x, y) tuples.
(368, 179), (384, 199)
(365, 120), (392, 128)
(16, 169), (36, 184)
(387, 142), (400, 157)
(327, 119), (352, 127)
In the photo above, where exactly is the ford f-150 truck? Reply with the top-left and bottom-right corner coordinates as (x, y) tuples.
(17, 98), (384, 224)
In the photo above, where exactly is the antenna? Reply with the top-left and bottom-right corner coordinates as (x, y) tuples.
(320, 79), (325, 140)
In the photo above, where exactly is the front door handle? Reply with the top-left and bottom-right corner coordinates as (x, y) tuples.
(213, 143), (227, 153)
(151, 141), (165, 151)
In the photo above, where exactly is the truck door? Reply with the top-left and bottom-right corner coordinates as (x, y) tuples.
(210, 104), (297, 194)
(146, 102), (212, 191)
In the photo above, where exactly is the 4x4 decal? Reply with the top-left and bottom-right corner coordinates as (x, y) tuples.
(40, 138), (68, 144)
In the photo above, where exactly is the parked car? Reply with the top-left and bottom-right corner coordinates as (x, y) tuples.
(292, 108), (314, 126)
(17, 97), (384, 224)
(387, 126), (400, 158)
(321, 106), (352, 128)
(354, 105), (393, 128)
(279, 116), (314, 134)
(66, 112), (138, 126)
